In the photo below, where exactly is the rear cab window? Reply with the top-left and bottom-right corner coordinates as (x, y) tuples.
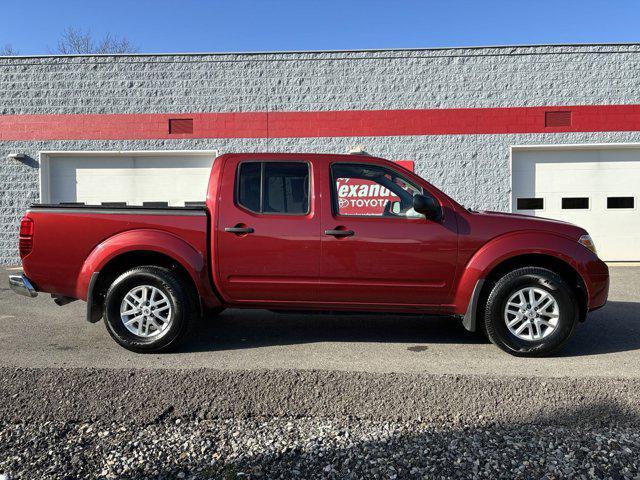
(236, 161), (310, 215)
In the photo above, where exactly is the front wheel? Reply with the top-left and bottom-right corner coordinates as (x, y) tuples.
(103, 266), (195, 353)
(483, 267), (578, 357)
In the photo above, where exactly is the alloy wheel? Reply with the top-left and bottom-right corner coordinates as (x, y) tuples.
(119, 285), (173, 338)
(503, 287), (559, 341)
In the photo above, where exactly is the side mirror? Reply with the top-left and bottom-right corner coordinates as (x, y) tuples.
(413, 194), (442, 221)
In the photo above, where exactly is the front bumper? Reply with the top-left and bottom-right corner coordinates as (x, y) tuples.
(585, 259), (609, 311)
(587, 272), (609, 311)
(8, 274), (38, 298)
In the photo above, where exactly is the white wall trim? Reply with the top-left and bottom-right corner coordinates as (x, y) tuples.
(38, 149), (218, 203)
(40, 149), (219, 157)
(512, 142), (640, 151)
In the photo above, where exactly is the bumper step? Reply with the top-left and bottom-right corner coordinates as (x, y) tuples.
(8, 274), (38, 298)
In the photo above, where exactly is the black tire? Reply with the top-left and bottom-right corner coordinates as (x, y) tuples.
(103, 266), (196, 353)
(483, 267), (578, 357)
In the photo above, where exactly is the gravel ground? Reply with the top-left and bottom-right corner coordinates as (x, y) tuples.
(0, 418), (639, 479)
(1, 368), (640, 478)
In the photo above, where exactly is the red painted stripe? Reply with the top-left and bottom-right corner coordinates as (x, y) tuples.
(2, 105), (640, 141)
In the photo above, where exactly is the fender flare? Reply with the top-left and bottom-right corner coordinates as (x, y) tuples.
(76, 229), (215, 316)
(455, 231), (583, 331)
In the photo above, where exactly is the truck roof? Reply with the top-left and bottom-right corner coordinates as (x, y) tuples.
(216, 152), (388, 163)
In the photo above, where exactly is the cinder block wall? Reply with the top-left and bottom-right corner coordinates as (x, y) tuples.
(2, 45), (640, 264)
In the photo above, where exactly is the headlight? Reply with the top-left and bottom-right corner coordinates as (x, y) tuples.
(578, 234), (597, 256)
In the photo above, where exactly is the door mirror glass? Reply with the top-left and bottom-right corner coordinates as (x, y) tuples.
(413, 194), (442, 221)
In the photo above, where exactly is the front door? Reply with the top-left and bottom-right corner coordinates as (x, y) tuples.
(216, 157), (320, 303)
(319, 161), (458, 307)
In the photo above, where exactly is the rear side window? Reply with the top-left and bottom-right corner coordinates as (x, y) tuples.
(237, 162), (261, 212)
(236, 161), (309, 215)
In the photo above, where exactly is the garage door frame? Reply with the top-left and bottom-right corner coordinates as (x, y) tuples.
(38, 150), (219, 203)
(509, 142), (640, 212)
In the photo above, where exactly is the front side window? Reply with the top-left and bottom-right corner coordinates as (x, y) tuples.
(236, 161), (310, 215)
(331, 163), (423, 217)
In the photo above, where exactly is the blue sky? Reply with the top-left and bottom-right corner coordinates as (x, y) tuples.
(2, 0), (640, 54)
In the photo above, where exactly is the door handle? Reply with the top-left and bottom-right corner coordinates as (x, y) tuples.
(325, 228), (355, 237)
(225, 226), (254, 234)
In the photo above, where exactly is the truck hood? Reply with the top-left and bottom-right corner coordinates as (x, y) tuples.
(472, 210), (587, 238)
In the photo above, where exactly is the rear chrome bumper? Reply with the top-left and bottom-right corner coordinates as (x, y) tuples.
(8, 274), (38, 298)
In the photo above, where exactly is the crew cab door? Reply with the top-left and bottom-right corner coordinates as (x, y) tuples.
(319, 161), (458, 307)
(215, 157), (320, 303)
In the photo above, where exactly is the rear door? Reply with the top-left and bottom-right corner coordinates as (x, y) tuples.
(318, 161), (458, 307)
(215, 157), (321, 303)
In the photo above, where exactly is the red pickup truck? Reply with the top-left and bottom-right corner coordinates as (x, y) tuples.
(9, 153), (609, 356)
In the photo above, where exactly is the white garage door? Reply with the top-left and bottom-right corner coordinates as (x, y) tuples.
(512, 147), (640, 262)
(42, 152), (215, 207)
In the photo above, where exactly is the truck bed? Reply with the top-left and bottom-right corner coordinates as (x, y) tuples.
(30, 204), (207, 213)
(22, 204), (209, 300)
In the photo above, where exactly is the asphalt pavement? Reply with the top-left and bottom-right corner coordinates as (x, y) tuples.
(1, 265), (639, 377)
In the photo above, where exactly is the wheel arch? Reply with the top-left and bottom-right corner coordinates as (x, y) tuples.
(480, 253), (587, 316)
(77, 229), (222, 323)
(87, 250), (203, 323)
(457, 232), (589, 332)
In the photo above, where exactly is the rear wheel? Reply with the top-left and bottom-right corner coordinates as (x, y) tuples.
(483, 267), (578, 356)
(103, 266), (195, 353)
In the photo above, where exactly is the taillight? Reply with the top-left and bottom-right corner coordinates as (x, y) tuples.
(19, 217), (34, 258)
